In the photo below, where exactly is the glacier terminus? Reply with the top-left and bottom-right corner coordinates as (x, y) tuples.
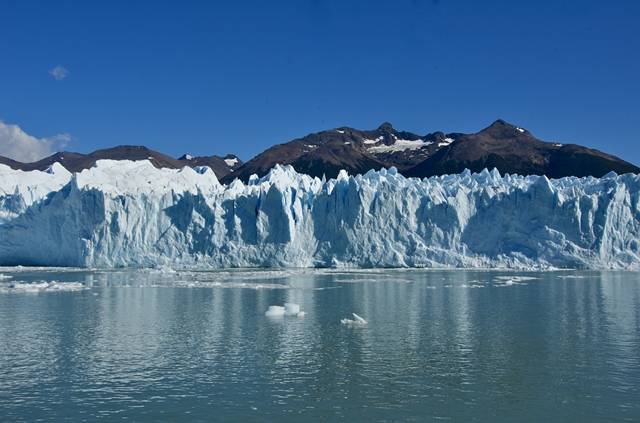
(1, 160), (639, 269)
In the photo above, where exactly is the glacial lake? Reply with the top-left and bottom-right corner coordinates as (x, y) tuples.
(1, 268), (639, 422)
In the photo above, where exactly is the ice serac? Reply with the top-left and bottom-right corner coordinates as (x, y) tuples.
(0, 160), (639, 269)
(0, 162), (72, 223)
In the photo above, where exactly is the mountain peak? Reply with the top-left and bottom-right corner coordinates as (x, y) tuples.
(377, 122), (394, 131)
(488, 119), (511, 128)
(479, 119), (528, 137)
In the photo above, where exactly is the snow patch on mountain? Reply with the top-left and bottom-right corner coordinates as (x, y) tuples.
(0, 160), (639, 269)
(363, 137), (383, 145)
(368, 139), (432, 153)
(438, 137), (454, 147)
(224, 157), (239, 167)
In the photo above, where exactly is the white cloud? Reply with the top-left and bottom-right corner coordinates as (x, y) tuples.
(49, 65), (69, 81)
(0, 121), (70, 162)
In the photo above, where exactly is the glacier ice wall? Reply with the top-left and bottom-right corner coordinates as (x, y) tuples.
(1, 160), (639, 269)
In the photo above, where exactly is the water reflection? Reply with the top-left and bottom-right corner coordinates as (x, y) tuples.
(0, 269), (639, 421)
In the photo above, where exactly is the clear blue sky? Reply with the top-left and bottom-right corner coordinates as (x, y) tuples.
(1, 0), (639, 164)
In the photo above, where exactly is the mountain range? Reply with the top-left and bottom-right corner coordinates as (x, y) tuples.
(1, 119), (637, 180)
(0, 146), (242, 179)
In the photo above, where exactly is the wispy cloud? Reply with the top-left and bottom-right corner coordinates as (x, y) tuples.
(49, 65), (69, 81)
(0, 121), (70, 162)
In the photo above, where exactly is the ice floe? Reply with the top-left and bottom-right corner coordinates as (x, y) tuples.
(341, 313), (368, 326)
(265, 302), (305, 317)
(1, 281), (88, 293)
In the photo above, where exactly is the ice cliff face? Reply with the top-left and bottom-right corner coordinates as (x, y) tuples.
(1, 160), (639, 269)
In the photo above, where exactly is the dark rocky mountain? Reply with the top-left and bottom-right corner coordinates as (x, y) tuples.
(0, 146), (242, 179)
(222, 122), (444, 183)
(225, 119), (638, 182)
(404, 120), (639, 178)
(1, 120), (637, 181)
(0, 155), (26, 169)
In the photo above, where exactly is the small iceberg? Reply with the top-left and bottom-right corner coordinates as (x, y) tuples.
(265, 303), (305, 318)
(284, 302), (300, 316)
(265, 305), (286, 317)
(341, 313), (367, 326)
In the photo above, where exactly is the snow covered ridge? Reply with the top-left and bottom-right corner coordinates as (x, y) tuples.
(1, 160), (639, 269)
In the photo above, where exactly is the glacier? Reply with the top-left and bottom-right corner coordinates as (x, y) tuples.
(0, 160), (639, 269)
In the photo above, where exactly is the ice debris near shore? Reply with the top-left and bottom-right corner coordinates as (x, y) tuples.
(1, 281), (88, 293)
(1, 159), (640, 269)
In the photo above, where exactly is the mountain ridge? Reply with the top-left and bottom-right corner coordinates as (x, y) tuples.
(223, 119), (638, 182)
(0, 146), (242, 179)
(1, 119), (637, 180)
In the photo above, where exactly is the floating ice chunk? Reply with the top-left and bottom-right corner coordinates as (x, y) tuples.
(494, 276), (538, 282)
(341, 313), (367, 326)
(353, 313), (367, 324)
(265, 305), (286, 317)
(171, 280), (289, 290)
(265, 303), (306, 317)
(493, 275), (537, 286)
(493, 278), (528, 287)
(43, 282), (87, 291)
(334, 278), (412, 284)
(3, 281), (87, 293)
(152, 265), (176, 274)
(284, 302), (300, 316)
